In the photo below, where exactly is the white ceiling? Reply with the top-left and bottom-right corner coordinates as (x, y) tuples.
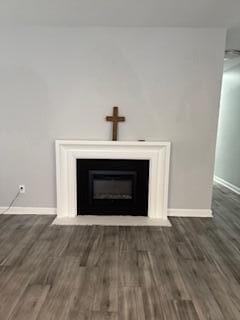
(0, 0), (240, 27)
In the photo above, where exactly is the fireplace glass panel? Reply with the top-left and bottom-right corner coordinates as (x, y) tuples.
(93, 180), (132, 199)
(90, 171), (135, 200)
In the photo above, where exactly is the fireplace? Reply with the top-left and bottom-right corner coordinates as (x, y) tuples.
(77, 159), (149, 215)
(55, 140), (171, 224)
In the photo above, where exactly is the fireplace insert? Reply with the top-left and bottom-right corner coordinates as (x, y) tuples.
(77, 159), (149, 215)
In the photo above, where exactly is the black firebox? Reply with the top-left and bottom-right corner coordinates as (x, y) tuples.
(77, 159), (149, 215)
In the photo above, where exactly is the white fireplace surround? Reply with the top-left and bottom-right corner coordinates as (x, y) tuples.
(55, 140), (171, 224)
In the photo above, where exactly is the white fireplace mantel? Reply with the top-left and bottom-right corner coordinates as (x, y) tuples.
(55, 140), (171, 224)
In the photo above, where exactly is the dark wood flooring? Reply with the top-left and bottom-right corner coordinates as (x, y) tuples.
(0, 183), (240, 319)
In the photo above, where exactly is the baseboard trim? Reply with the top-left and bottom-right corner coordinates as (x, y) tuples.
(168, 209), (213, 217)
(0, 207), (56, 215)
(0, 206), (212, 218)
(214, 176), (240, 195)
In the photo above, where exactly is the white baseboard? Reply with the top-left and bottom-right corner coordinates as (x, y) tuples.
(168, 209), (213, 217)
(1, 206), (212, 218)
(0, 206), (56, 215)
(214, 176), (240, 195)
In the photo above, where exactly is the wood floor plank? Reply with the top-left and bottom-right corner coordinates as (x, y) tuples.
(119, 250), (140, 287)
(66, 266), (99, 320)
(119, 287), (145, 320)
(8, 284), (50, 320)
(172, 300), (200, 320)
(36, 256), (80, 320)
(91, 311), (118, 320)
(0, 216), (40, 263)
(92, 228), (118, 312)
(140, 287), (166, 320)
(0, 270), (32, 319)
(1, 216), (54, 267)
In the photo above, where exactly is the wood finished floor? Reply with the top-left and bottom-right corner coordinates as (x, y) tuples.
(0, 183), (240, 320)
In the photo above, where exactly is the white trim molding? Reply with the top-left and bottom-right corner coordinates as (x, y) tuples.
(0, 207), (56, 215)
(56, 140), (171, 223)
(214, 176), (240, 195)
(168, 209), (213, 217)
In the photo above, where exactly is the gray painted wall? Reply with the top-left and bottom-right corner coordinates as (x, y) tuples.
(0, 27), (225, 210)
(215, 63), (240, 188)
(226, 27), (240, 50)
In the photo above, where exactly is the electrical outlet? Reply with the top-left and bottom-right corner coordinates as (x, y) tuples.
(19, 185), (26, 194)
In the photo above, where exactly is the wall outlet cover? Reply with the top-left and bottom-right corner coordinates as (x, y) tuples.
(19, 185), (26, 194)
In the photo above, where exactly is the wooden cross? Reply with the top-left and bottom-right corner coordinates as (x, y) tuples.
(106, 106), (126, 141)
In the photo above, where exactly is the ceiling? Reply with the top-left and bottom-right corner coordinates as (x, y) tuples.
(0, 0), (240, 27)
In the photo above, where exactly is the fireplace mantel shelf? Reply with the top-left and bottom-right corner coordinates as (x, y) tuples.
(56, 140), (170, 146)
(55, 140), (171, 226)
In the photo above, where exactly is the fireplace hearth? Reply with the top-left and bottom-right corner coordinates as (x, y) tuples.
(77, 159), (149, 215)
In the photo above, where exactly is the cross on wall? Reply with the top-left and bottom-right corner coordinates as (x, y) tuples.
(106, 106), (126, 141)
